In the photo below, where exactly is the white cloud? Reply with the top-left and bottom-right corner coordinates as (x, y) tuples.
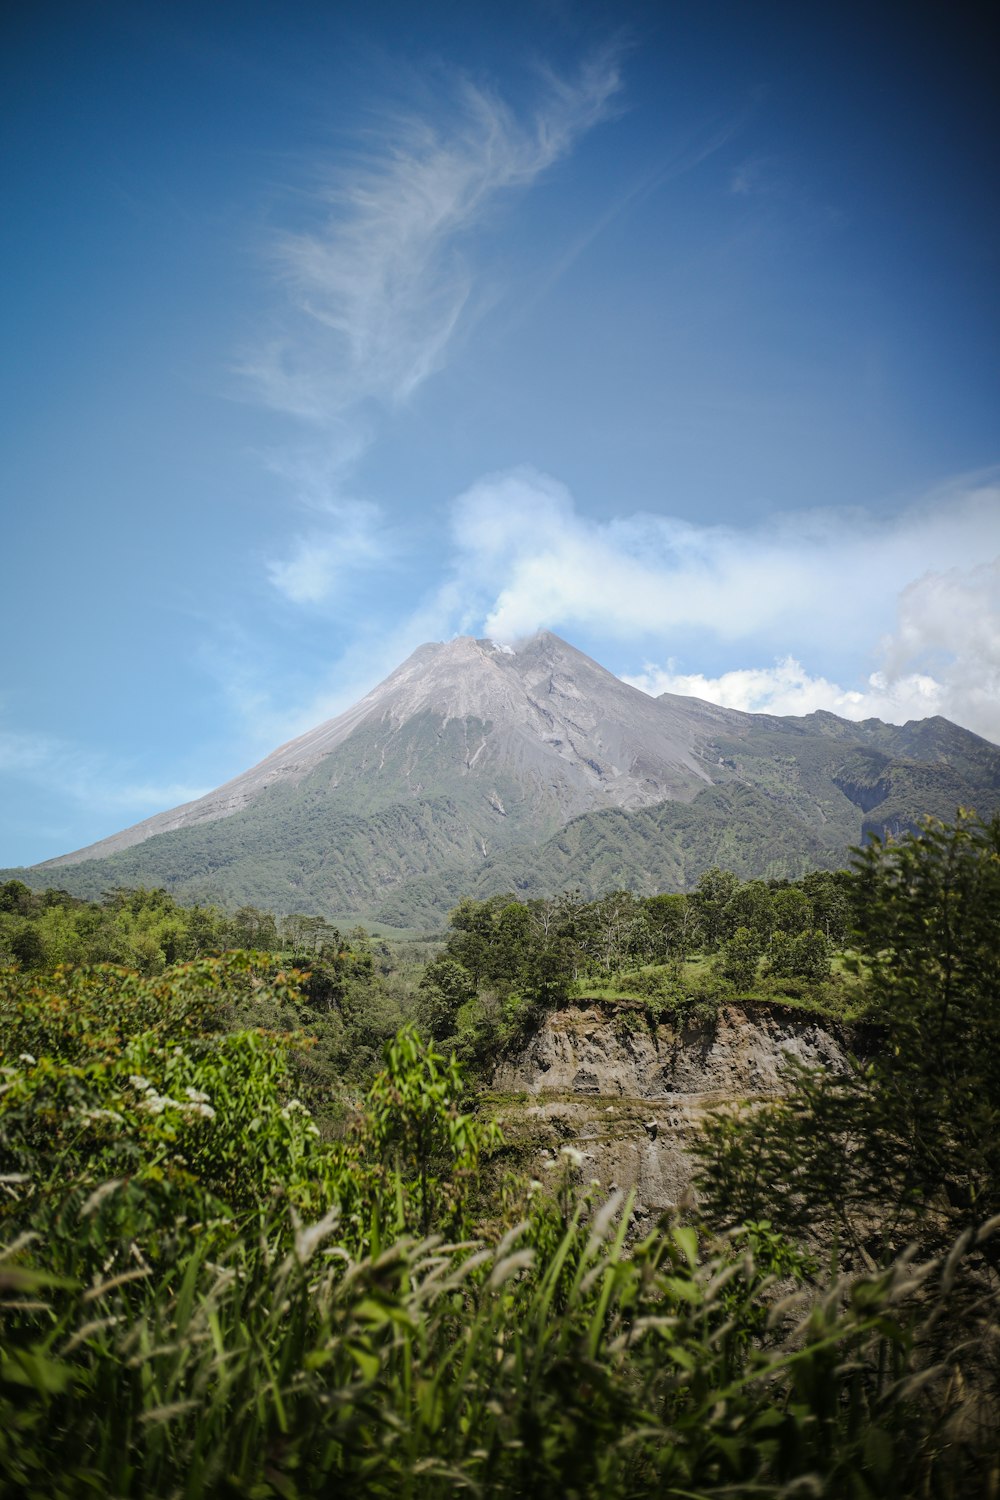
(622, 557), (1000, 741)
(622, 657), (946, 724)
(624, 657), (872, 715)
(443, 465), (1000, 742)
(266, 496), (388, 605)
(880, 559), (1000, 736)
(246, 51), (622, 424)
(448, 466), (1000, 643)
(215, 464), (1000, 759)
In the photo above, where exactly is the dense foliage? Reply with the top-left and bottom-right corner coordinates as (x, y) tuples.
(423, 867), (858, 1067)
(0, 883), (432, 1087)
(695, 812), (1000, 1266)
(1, 818), (998, 1494)
(1, 868), (861, 1097)
(0, 881), (374, 975)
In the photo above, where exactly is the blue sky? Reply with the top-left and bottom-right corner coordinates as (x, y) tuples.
(2, 0), (999, 866)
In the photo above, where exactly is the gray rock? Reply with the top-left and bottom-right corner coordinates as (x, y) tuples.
(494, 1002), (850, 1216)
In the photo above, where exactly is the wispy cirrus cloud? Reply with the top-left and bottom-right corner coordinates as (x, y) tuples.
(246, 50), (623, 605)
(245, 49), (623, 424)
(264, 487), (389, 607)
(266, 511), (384, 606)
(258, 446), (395, 606)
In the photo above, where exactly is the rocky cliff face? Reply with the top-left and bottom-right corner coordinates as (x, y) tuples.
(492, 1003), (849, 1222)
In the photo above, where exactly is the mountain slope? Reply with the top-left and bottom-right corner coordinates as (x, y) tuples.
(45, 634), (716, 867)
(6, 632), (1000, 922)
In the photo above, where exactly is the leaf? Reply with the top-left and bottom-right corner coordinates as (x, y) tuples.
(671, 1225), (699, 1269)
(1, 1350), (77, 1394)
(348, 1344), (381, 1383)
(863, 1424), (894, 1481)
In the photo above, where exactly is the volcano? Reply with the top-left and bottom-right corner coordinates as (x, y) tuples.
(15, 632), (1000, 926)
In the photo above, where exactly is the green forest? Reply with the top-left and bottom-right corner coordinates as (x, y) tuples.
(1, 813), (998, 1497)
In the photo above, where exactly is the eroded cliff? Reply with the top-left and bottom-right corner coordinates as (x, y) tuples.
(490, 1002), (850, 1223)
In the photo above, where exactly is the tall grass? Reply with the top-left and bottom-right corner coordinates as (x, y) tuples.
(2, 1195), (998, 1498)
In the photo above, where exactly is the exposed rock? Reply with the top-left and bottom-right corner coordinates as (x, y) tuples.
(491, 1002), (850, 1217)
(494, 1002), (847, 1099)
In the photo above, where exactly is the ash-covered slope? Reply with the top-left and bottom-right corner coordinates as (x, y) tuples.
(11, 631), (1000, 924)
(43, 633), (718, 868)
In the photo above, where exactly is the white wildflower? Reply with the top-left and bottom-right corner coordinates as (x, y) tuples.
(79, 1180), (124, 1218)
(183, 1102), (215, 1121)
(559, 1146), (585, 1169)
(183, 1087), (210, 1104)
(79, 1108), (123, 1127)
(293, 1207), (342, 1265)
(19, 1053), (36, 1066)
(129, 1075), (152, 1093)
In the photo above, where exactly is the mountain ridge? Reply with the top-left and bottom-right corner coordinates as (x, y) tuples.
(7, 631), (999, 923)
(42, 632), (723, 866)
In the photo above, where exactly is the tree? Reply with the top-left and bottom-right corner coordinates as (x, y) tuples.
(853, 811), (1000, 1224)
(580, 891), (647, 974)
(722, 880), (773, 946)
(767, 927), (832, 982)
(645, 893), (701, 972)
(790, 928), (832, 982)
(0, 879), (33, 916)
(8, 923), (46, 969)
(800, 869), (852, 943)
(227, 904), (279, 950)
(697, 813), (1000, 1262)
(693, 867), (740, 949)
(361, 1026), (501, 1236)
(522, 935), (574, 1007)
(416, 958), (476, 1042)
(717, 926), (762, 991)
(445, 896), (506, 986)
(770, 886), (811, 936)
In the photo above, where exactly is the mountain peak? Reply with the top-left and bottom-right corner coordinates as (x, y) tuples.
(41, 629), (713, 868)
(26, 632), (1000, 926)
